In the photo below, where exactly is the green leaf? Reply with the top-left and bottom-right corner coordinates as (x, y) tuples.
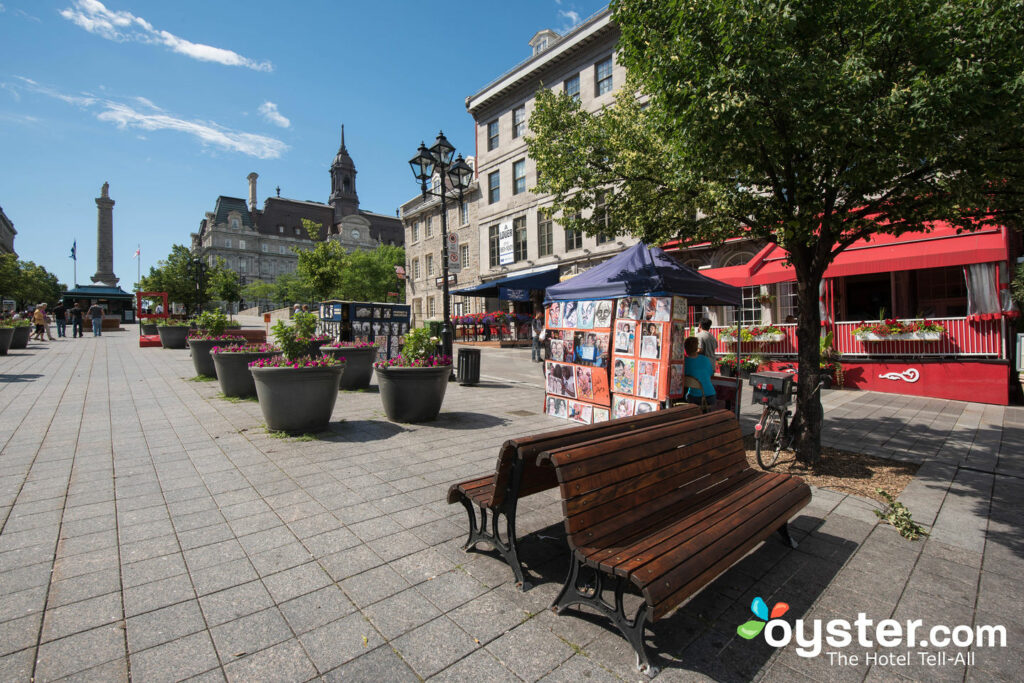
(736, 620), (766, 640)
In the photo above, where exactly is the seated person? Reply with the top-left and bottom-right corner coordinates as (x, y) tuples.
(683, 337), (716, 405)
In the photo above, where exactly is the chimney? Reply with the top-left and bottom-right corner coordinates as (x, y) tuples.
(247, 172), (259, 212)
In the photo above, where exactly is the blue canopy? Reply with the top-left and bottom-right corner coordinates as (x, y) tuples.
(452, 265), (560, 298)
(544, 242), (741, 306)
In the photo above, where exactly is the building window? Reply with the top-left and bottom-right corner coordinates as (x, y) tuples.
(412, 258), (420, 280)
(777, 282), (798, 321)
(427, 297), (436, 318)
(487, 119), (499, 151)
(239, 259), (247, 273)
(513, 216), (527, 262)
(426, 253), (434, 277)
(740, 286), (761, 326)
(225, 238), (232, 248)
(460, 201), (469, 225)
(489, 224), (500, 268)
(488, 171), (500, 204)
(277, 225), (284, 233)
(239, 239), (246, 250)
(279, 246), (286, 254)
(565, 226), (582, 251)
(411, 221), (419, 242)
(294, 227), (301, 235)
(426, 216), (433, 238)
(537, 213), (553, 257)
(512, 105), (526, 138)
(460, 244), (470, 269)
(208, 255), (214, 267)
(261, 243), (268, 253)
(596, 56), (613, 96)
(513, 159), (526, 195)
(230, 217), (240, 229)
(413, 298), (422, 317)
(594, 193), (610, 244)
(564, 73), (580, 100)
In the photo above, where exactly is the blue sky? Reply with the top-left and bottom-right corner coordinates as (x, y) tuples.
(0, 0), (607, 287)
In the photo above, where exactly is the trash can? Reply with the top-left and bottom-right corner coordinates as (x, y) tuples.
(457, 348), (481, 386)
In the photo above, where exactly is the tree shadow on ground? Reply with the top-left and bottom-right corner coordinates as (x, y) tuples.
(471, 514), (853, 680)
(431, 411), (511, 430)
(0, 373), (43, 383)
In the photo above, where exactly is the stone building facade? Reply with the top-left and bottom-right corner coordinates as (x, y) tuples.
(191, 128), (403, 306)
(0, 205), (16, 256)
(463, 8), (638, 308)
(399, 170), (481, 327)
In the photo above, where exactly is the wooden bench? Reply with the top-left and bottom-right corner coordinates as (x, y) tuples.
(538, 409), (811, 674)
(447, 403), (700, 589)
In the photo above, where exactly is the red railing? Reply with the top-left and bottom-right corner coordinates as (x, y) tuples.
(712, 317), (1004, 358)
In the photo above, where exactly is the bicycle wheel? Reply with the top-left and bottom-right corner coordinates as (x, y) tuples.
(755, 409), (784, 469)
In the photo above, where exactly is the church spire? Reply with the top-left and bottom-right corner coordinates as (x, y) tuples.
(340, 123), (345, 150)
(329, 123), (358, 220)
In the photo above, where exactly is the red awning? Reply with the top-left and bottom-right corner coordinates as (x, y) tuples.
(703, 224), (1009, 287)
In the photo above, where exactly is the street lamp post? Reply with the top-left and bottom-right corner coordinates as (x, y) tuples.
(192, 258), (207, 315)
(409, 131), (474, 363)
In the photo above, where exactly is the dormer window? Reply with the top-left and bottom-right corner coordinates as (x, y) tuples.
(277, 225), (284, 234)
(230, 217), (240, 230)
(294, 227), (301, 235)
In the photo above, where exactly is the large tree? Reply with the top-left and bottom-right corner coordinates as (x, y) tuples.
(207, 258), (242, 312)
(528, 0), (1024, 462)
(138, 245), (205, 313)
(336, 244), (406, 303)
(294, 239), (347, 303)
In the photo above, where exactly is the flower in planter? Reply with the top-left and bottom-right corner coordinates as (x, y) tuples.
(373, 327), (450, 369)
(904, 319), (945, 334)
(248, 355), (343, 369)
(156, 319), (191, 326)
(323, 340), (376, 349)
(188, 332), (246, 342)
(374, 354), (453, 369)
(211, 343), (278, 354)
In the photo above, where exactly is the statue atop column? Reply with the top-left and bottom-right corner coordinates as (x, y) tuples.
(91, 182), (119, 285)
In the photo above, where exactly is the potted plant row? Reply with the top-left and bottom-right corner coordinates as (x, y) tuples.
(717, 353), (764, 379)
(187, 311), (244, 377)
(249, 317), (345, 434)
(9, 320), (31, 350)
(0, 320), (15, 355)
(852, 319), (945, 342)
(321, 340), (377, 390)
(719, 324), (785, 343)
(374, 327), (452, 423)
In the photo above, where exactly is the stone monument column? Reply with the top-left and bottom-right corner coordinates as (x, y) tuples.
(91, 181), (119, 285)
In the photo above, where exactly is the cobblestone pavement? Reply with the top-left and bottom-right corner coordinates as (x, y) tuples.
(0, 332), (1021, 682)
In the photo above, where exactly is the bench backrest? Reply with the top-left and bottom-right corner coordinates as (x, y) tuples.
(538, 410), (748, 544)
(491, 403), (700, 507)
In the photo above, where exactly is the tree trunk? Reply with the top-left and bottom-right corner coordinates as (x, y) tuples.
(793, 268), (824, 464)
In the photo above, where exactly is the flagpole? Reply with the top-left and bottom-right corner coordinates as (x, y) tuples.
(137, 244), (140, 289)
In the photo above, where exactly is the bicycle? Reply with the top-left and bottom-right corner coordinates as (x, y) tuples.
(753, 373), (824, 469)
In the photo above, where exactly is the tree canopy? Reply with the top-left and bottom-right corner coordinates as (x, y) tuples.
(528, 0), (1024, 461)
(0, 254), (66, 309)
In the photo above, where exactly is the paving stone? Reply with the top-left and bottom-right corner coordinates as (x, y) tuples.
(44, 568), (121, 609)
(279, 585), (356, 635)
(126, 600), (206, 653)
(0, 611), (42, 657)
(129, 631), (219, 683)
(339, 564), (411, 608)
(391, 614), (479, 679)
(40, 591), (123, 642)
(364, 586), (443, 640)
(319, 545), (383, 582)
(35, 623), (125, 681)
(298, 611), (383, 672)
(198, 580), (274, 627)
(222, 637), (317, 683)
(321, 644), (419, 682)
(190, 557), (259, 597)
(0, 648), (35, 682)
(416, 568), (489, 612)
(123, 572), (195, 618)
(449, 588), (530, 644)
(260, 561), (332, 603)
(210, 607), (293, 664)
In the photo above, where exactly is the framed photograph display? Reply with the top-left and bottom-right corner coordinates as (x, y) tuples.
(543, 299), (614, 423)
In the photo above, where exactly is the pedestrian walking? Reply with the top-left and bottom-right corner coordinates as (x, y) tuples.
(87, 301), (104, 337)
(531, 311), (545, 363)
(42, 303), (56, 340)
(53, 301), (67, 337)
(70, 303), (84, 338)
(32, 304), (47, 341)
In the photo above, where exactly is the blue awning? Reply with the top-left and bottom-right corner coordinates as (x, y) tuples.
(452, 265), (560, 298)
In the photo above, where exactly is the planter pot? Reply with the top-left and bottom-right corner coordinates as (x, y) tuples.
(0, 328), (13, 355)
(321, 346), (377, 390)
(903, 331), (942, 341)
(211, 350), (283, 398)
(718, 365), (735, 378)
(854, 332), (887, 342)
(187, 338), (244, 377)
(251, 364), (345, 433)
(299, 338), (333, 359)
(376, 365), (451, 423)
(9, 326), (30, 349)
(753, 333), (786, 343)
(140, 323), (158, 335)
(157, 326), (190, 349)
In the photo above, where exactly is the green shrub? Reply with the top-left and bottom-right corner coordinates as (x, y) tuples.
(193, 310), (229, 336)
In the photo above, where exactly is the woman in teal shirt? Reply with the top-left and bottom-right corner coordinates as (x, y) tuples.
(683, 337), (716, 405)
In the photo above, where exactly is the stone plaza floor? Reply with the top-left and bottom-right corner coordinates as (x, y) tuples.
(0, 330), (1022, 682)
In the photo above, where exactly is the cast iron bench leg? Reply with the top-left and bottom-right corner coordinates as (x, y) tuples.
(457, 500), (531, 590)
(551, 557), (658, 676)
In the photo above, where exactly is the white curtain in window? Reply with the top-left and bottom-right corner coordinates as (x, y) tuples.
(965, 263), (1000, 316)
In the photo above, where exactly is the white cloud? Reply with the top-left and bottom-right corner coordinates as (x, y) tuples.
(60, 0), (272, 72)
(12, 78), (288, 159)
(559, 9), (581, 30)
(257, 101), (290, 128)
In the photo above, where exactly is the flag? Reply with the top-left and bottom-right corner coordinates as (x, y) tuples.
(132, 246), (140, 259)
(70, 241), (76, 261)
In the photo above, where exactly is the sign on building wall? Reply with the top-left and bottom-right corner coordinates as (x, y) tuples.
(500, 287), (530, 301)
(499, 220), (514, 266)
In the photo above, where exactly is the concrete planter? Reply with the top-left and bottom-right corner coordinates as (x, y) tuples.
(140, 322), (158, 335)
(188, 337), (244, 377)
(9, 325), (30, 349)
(376, 365), (451, 423)
(298, 337), (333, 359)
(320, 346), (376, 390)
(157, 325), (190, 349)
(0, 327), (13, 355)
(211, 350), (283, 398)
(251, 363), (345, 433)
